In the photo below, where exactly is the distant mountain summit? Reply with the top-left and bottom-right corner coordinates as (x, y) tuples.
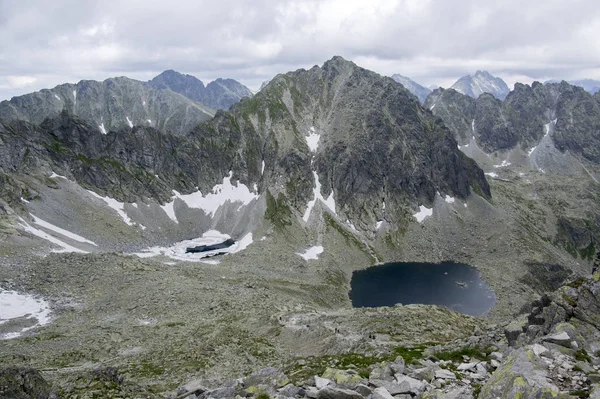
(149, 70), (253, 110)
(451, 70), (510, 100)
(545, 79), (600, 94)
(0, 77), (214, 135)
(391, 74), (431, 104)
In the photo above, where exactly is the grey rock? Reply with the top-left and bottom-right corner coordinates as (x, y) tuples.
(542, 331), (571, 347)
(456, 362), (478, 371)
(315, 386), (363, 399)
(315, 376), (332, 390)
(389, 357), (405, 376)
(531, 343), (549, 357)
(353, 384), (372, 397)
(394, 375), (427, 395)
(369, 363), (394, 382)
(434, 369), (456, 380)
(278, 384), (304, 397)
(409, 365), (437, 382)
(0, 368), (57, 399)
(306, 386), (319, 399)
(371, 387), (394, 399)
(369, 379), (407, 395)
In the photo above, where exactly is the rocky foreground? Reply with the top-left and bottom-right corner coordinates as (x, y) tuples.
(2, 271), (600, 399)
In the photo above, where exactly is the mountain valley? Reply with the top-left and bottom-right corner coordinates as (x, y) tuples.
(0, 57), (599, 398)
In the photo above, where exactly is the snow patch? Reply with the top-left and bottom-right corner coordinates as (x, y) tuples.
(493, 160), (511, 168)
(147, 119), (152, 124)
(133, 230), (253, 261)
(306, 127), (320, 152)
(0, 290), (51, 339)
(376, 221), (383, 229)
(430, 104), (436, 110)
(471, 119), (475, 132)
(99, 123), (107, 135)
(413, 205), (433, 223)
(126, 116), (134, 128)
(49, 172), (66, 179)
(528, 145), (538, 156)
(296, 245), (324, 261)
(261, 160), (265, 174)
(72, 90), (76, 104)
(17, 218), (88, 253)
(161, 171), (259, 223)
(20, 197), (29, 204)
(32, 215), (97, 246)
(444, 195), (455, 204)
(485, 172), (498, 178)
(87, 191), (134, 226)
(302, 171), (336, 222)
(54, 94), (61, 101)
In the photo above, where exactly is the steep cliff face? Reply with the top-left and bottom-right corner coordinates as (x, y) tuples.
(425, 81), (600, 163)
(0, 77), (214, 135)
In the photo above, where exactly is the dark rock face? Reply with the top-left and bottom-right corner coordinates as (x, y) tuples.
(0, 77), (214, 135)
(202, 56), (490, 223)
(0, 111), (247, 203)
(149, 70), (253, 110)
(552, 82), (600, 163)
(0, 368), (57, 399)
(426, 80), (600, 163)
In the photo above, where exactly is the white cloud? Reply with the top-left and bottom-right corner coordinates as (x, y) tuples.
(0, 0), (599, 99)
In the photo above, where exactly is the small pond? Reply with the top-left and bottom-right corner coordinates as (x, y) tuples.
(349, 261), (495, 316)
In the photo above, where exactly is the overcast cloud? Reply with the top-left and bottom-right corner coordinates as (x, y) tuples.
(1, 0), (599, 100)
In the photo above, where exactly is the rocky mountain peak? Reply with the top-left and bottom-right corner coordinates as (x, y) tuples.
(451, 70), (510, 100)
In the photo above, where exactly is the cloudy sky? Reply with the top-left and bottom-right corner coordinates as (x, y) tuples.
(1, 0), (599, 100)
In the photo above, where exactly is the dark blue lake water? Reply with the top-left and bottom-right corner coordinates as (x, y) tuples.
(349, 262), (495, 316)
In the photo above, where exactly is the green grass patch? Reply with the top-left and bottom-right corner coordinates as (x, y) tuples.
(324, 213), (377, 264)
(569, 389), (590, 398)
(286, 345), (427, 383)
(265, 190), (293, 229)
(163, 321), (186, 327)
(575, 349), (592, 363)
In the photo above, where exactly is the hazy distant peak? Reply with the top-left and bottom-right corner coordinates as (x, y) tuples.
(451, 71), (510, 100)
(391, 74), (431, 104)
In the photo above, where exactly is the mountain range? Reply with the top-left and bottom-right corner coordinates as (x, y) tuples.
(0, 56), (599, 398)
(0, 71), (253, 135)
